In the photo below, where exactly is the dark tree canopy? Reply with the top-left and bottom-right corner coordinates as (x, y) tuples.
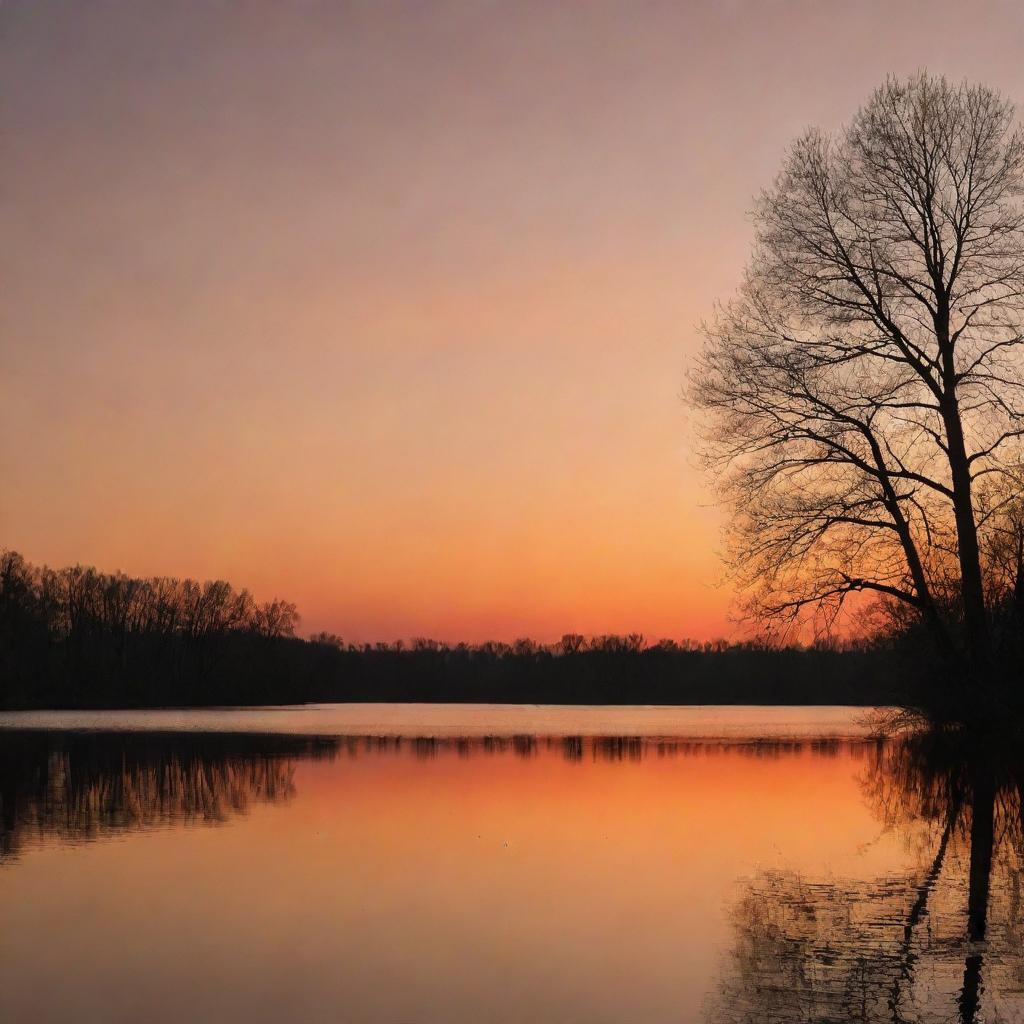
(692, 73), (1024, 683)
(0, 549), (894, 709)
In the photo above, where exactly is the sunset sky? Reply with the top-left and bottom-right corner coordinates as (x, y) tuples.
(5, 0), (1024, 642)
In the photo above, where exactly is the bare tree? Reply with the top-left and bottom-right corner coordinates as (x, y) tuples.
(691, 73), (1024, 671)
(251, 599), (300, 640)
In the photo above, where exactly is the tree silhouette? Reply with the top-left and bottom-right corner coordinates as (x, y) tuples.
(692, 74), (1024, 688)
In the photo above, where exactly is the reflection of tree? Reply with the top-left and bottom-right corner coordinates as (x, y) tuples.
(706, 732), (1024, 1023)
(0, 731), (340, 862)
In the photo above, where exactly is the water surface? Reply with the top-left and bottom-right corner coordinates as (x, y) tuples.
(0, 704), (1019, 1023)
(0, 702), (881, 738)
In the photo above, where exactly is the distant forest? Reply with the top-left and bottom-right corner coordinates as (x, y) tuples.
(0, 550), (901, 710)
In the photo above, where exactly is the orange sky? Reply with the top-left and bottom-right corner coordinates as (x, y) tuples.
(5, 1), (1024, 642)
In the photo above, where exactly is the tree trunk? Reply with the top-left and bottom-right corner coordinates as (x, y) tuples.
(937, 299), (990, 674)
(945, 411), (991, 673)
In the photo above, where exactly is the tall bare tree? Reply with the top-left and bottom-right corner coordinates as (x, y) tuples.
(692, 74), (1024, 672)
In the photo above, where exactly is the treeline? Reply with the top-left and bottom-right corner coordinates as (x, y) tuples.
(0, 550), (900, 709)
(0, 549), (306, 707)
(303, 632), (896, 706)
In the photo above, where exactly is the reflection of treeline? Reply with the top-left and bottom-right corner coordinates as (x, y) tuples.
(0, 550), (898, 709)
(327, 735), (870, 762)
(0, 731), (340, 861)
(0, 730), (868, 863)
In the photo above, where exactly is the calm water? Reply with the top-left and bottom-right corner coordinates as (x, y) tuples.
(0, 704), (1021, 1023)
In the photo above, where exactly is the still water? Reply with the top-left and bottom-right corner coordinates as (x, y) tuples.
(0, 704), (1020, 1023)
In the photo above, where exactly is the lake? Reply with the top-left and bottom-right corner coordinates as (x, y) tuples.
(0, 704), (1020, 1023)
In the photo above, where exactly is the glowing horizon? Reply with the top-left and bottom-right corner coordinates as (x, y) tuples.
(5, 1), (1024, 642)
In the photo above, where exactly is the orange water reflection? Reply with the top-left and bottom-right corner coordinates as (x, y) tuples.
(0, 711), (1019, 1023)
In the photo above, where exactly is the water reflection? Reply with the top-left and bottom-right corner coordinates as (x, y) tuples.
(4, 723), (1021, 1020)
(0, 731), (340, 862)
(0, 731), (863, 861)
(706, 731), (1024, 1023)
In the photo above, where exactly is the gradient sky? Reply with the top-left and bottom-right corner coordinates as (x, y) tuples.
(5, 1), (1024, 642)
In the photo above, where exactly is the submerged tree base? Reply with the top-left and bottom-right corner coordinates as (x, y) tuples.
(901, 672), (1024, 739)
